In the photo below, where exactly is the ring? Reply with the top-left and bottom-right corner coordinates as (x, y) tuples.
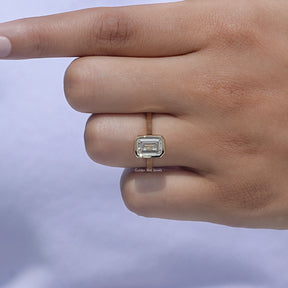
(134, 112), (165, 172)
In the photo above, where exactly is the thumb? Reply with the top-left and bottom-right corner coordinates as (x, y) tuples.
(0, 2), (203, 59)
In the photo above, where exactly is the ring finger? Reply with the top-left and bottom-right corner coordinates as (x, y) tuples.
(84, 113), (215, 174)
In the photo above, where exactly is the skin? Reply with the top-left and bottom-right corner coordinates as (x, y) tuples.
(1, 0), (288, 229)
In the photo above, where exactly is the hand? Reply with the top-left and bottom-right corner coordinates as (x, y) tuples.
(1, 0), (288, 229)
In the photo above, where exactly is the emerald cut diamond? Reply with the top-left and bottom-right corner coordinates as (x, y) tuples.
(135, 136), (165, 159)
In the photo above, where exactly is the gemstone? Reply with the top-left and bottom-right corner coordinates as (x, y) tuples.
(135, 136), (165, 159)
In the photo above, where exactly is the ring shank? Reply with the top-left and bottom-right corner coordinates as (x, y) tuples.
(146, 112), (153, 172)
(146, 158), (153, 172)
(146, 112), (152, 135)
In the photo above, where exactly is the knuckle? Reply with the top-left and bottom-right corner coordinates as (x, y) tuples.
(84, 115), (109, 164)
(200, 74), (250, 114)
(213, 1), (263, 48)
(217, 21), (255, 48)
(64, 58), (87, 111)
(216, 130), (262, 156)
(89, 8), (133, 52)
(19, 18), (49, 57)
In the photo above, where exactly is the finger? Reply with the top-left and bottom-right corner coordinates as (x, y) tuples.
(84, 114), (214, 174)
(120, 168), (231, 225)
(64, 55), (198, 114)
(121, 168), (280, 228)
(0, 2), (208, 59)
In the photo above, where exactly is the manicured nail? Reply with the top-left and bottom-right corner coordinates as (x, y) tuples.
(0, 36), (12, 58)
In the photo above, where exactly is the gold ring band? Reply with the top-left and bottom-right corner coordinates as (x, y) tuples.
(146, 112), (152, 135)
(146, 112), (153, 172)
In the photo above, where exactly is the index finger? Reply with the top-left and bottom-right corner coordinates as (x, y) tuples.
(0, 2), (207, 59)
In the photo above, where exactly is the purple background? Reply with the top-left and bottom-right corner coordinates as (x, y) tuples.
(0, 1), (288, 287)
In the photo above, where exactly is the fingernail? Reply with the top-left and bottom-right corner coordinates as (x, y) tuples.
(0, 36), (12, 58)
(135, 173), (166, 193)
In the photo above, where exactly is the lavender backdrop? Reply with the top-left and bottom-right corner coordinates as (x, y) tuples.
(0, 1), (288, 287)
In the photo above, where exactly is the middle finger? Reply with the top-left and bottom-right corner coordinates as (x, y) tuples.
(64, 55), (200, 115)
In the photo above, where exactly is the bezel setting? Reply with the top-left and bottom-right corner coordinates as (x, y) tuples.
(135, 136), (165, 159)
